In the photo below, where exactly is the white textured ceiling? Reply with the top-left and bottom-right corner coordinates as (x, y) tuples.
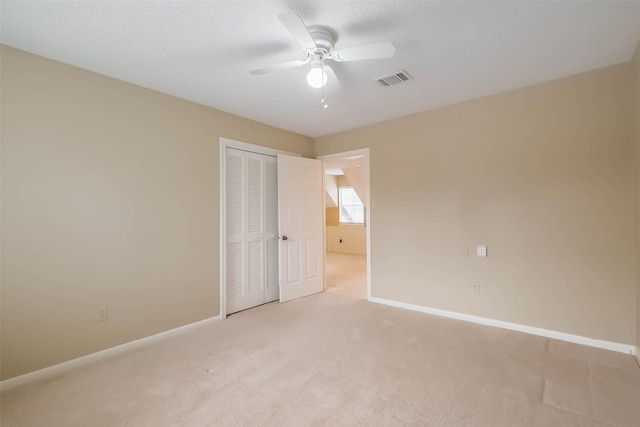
(2, 1), (640, 138)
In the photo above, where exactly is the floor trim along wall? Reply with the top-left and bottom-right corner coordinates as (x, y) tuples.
(0, 316), (221, 393)
(369, 297), (635, 355)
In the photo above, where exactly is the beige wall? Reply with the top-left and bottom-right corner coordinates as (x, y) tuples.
(0, 46), (313, 380)
(326, 207), (339, 226)
(315, 63), (636, 345)
(633, 39), (640, 362)
(336, 175), (350, 187)
(326, 225), (366, 255)
(324, 174), (338, 208)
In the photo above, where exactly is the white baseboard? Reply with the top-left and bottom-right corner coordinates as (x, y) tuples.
(0, 316), (220, 393)
(369, 297), (635, 355)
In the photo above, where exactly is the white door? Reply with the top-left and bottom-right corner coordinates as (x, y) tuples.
(225, 148), (279, 314)
(278, 154), (324, 302)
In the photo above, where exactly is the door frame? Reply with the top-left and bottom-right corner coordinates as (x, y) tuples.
(219, 137), (299, 320)
(317, 148), (372, 300)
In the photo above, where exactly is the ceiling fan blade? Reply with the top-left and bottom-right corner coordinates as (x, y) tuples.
(324, 64), (341, 89)
(331, 42), (396, 62)
(278, 13), (316, 50)
(250, 58), (310, 75)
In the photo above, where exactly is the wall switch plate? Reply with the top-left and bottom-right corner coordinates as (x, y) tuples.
(477, 245), (487, 257)
(473, 283), (481, 294)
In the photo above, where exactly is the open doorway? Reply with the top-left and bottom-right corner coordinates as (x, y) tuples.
(318, 149), (370, 300)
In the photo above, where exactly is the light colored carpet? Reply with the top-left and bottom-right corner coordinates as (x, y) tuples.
(324, 252), (367, 299)
(2, 292), (640, 426)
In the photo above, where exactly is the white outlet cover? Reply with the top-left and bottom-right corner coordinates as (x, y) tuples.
(477, 245), (487, 257)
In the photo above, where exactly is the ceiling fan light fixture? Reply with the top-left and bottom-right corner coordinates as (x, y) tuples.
(306, 65), (327, 88)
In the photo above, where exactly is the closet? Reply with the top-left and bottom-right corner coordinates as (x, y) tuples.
(225, 147), (279, 314)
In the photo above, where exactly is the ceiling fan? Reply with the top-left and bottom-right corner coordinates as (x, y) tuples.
(250, 13), (396, 90)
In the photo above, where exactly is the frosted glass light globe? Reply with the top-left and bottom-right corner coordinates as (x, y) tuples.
(306, 67), (328, 88)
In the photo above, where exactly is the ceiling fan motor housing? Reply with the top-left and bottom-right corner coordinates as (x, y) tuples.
(307, 26), (337, 57)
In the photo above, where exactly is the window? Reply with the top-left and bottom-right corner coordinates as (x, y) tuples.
(339, 187), (364, 224)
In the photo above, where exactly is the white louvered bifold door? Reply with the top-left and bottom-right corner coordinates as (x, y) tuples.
(264, 158), (279, 303)
(225, 149), (245, 314)
(226, 148), (278, 315)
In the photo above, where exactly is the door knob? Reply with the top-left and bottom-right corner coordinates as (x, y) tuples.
(282, 236), (288, 241)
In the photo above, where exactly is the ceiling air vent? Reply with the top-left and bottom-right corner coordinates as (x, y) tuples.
(375, 70), (412, 87)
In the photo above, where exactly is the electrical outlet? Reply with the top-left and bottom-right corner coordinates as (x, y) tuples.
(461, 244), (469, 256)
(472, 283), (480, 294)
(97, 305), (109, 322)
